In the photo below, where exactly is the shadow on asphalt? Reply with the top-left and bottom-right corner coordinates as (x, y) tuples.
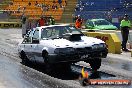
(21, 62), (116, 80)
(21, 62), (80, 80)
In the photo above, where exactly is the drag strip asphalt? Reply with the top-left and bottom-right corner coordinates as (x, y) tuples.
(0, 28), (132, 88)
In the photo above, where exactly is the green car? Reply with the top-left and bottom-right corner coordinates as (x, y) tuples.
(85, 19), (118, 30)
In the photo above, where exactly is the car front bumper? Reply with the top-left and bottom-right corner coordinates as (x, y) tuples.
(47, 48), (108, 63)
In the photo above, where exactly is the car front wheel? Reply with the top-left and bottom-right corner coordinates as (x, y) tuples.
(60, 63), (72, 72)
(88, 58), (101, 71)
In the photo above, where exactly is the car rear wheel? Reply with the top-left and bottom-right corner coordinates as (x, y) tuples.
(42, 51), (52, 73)
(20, 51), (30, 65)
(89, 58), (101, 71)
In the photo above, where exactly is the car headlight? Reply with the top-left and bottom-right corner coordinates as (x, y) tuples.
(92, 43), (106, 50)
(99, 43), (106, 48)
(92, 44), (99, 50)
(54, 47), (75, 54)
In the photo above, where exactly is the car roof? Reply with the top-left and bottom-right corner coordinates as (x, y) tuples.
(90, 19), (105, 21)
(36, 24), (70, 30)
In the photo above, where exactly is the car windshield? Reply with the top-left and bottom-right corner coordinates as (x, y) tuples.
(94, 20), (112, 26)
(41, 25), (83, 39)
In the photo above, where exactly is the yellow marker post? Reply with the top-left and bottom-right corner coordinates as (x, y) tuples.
(83, 32), (121, 54)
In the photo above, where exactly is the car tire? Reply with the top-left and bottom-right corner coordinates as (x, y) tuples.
(20, 51), (30, 65)
(42, 51), (52, 73)
(89, 58), (101, 71)
(53, 63), (72, 73)
(61, 63), (72, 72)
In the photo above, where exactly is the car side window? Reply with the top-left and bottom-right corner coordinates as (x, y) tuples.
(41, 27), (59, 39)
(22, 30), (33, 44)
(51, 28), (59, 38)
(46, 29), (52, 37)
(87, 21), (94, 27)
(33, 29), (39, 40)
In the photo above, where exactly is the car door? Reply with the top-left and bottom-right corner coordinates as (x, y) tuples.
(31, 28), (44, 63)
(21, 30), (34, 61)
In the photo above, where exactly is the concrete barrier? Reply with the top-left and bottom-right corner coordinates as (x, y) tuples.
(83, 31), (121, 54)
(0, 22), (22, 28)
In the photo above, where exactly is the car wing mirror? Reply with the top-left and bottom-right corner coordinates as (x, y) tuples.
(32, 39), (39, 44)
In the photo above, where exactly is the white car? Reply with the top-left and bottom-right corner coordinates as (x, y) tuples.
(18, 24), (108, 71)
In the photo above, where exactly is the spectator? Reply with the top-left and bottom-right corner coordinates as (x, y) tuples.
(58, 0), (62, 8)
(41, 4), (49, 11)
(21, 14), (27, 38)
(28, 2), (31, 6)
(75, 15), (79, 21)
(35, 1), (38, 6)
(32, 19), (37, 29)
(9, 1), (13, 5)
(120, 14), (131, 51)
(27, 19), (37, 31)
(75, 4), (80, 11)
(52, 4), (55, 9)
(46, 5), (50, 11)
(22, 6), (26, 13)
(75, 16), (83, 29)
(80, 7), (83, 12)
(48, 17), (55, 25)
(55, 4), (58, 9)
(53, 0), (55, 3)
(17, 5), (21, 13)
(13, 10), (16, 13)
(64, 0), (67, 6)
(26, 19), (31, 33)
(7, 9), (11, 15)
(41, 3), (45, 8)
(38, 16), (46, 26)
(52, 3), (58, 10)
(72, 14), (76, 22)
(3, 9), (6, 14)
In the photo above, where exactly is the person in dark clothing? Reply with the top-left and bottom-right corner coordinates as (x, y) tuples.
(58, 0), (62, 8)
(21, 14), (27, 38)
(49, 17), (55, 25)
(28, 2), (31, 6)
(53, 0), (55, 3)
(35, 1), (38, 6)
(120, 14), (131, 51)
(17, 5), (21, 13)
(64, 0), (67, 6)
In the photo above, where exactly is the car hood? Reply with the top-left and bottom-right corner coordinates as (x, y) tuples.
(95, 25), (117, 30)
(41, 36), (104, 48)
